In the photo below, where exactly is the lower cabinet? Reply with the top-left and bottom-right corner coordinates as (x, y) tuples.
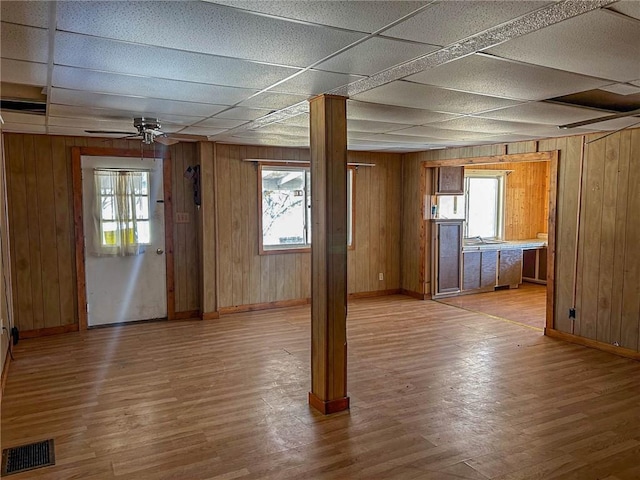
(523, 247), (547, 284)
(462, 251), (497, 291)
(497, 249), (523, 287)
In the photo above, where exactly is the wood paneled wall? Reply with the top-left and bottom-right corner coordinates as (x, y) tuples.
(2, 133), (199, 334)
(211, 145), (402, 309)
(1, 134), (12, 378)
(469, 161), (549, 240)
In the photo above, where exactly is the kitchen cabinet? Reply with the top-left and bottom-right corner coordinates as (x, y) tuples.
(435, 166), (464, 195)
(523, 247), (547, 284)
(462, 250), (497, 291)
(432, 219), (463, 296)
(497, 249), (523, 287)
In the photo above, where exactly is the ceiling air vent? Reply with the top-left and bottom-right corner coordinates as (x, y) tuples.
(547, 88), (640, 113)
(0, 99), (46, 115)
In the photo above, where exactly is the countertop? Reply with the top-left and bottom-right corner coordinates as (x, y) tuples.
(462, 239), (547, 252)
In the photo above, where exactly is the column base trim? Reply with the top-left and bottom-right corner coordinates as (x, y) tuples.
(308, 392), (350, 415)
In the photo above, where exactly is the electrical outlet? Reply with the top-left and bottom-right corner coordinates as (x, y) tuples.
(378, 273), (384, 281)
(569, 308), (576, 318)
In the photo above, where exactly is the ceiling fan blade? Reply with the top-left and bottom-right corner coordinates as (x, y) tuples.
(165, 133), (209, 142)
(154, 136), (180, 146)
(85, 129), (138, 135)
(558, 108), (640, 129)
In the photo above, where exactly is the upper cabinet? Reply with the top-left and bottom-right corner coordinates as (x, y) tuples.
(434, 166), (464, 195)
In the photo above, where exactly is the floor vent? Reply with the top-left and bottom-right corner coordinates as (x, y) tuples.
(1, 439), (55, 476)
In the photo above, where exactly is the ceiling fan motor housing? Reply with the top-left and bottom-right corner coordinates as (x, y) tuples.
(134, 117), (163, 144)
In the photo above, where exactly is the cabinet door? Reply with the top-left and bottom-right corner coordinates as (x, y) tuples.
(437, 222), (462, 293)
(463, 252), (481, 291)
(436, 166), (464, 194)
(522, 249), (537, 279)
(498, 249), (523, 286)
(538, 247), (548, 280)
(480, 250), (498, 288)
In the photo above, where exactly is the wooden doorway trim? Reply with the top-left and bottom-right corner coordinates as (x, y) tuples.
(71, 146), (175, 330)
(424, 150), (559, 332)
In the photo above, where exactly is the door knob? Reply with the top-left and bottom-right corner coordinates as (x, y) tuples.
(156, 248), (164, 255)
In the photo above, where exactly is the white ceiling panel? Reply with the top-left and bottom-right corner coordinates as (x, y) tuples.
(353, 81), (522, 114)
(54, 32), (300, 90)
(486, 10), (640, 82)
(316, 37), (437, 76)
(174, 126), (227, 137)
(194, 117), (249, 129)
(0, 111), (45, 125)
(213, 107), (273, 121)
(477, 102), (609, 126)
(0, 122), (46, 134)
(348, 131), (447, 144)
(239, 92), (309, 110)
(1, 1), (50, 28)
(273, 70), (363, 96)
(387, 125), (498, 141)
(580, 115), (640, 132)
(52, 66), (257, 106)
(47, 104), (205, 126)
(347, 119), (411, 134)
(50, 88), (228, 118)
(224, 133), (309, 147)
(206, 1), (428, 33)
(247, 124), (309, 137)
(347, 101), (459, 125)
(1, 59), (47, 86)
(406, 54), (613, 101)
(384, 1), (551, 46)
(57, 1), (366, 67)
(47, 116), (137, 131)
(430, 116), (562, 134)
(609, 1), (640, 21)
(0, 23), (49, 63)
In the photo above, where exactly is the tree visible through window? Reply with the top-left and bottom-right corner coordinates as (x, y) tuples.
(259, 165), (353, 252)
(94, 170), (150, 256)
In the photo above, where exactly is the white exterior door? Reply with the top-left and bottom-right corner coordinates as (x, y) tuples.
(82, 155), (167, 326)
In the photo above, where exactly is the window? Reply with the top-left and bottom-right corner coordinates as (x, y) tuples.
(259, 164), (354, 253)
(94, 170), (151, 255)
(464, 170), (506, 239)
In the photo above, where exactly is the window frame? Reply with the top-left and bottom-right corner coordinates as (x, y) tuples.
(258, 162), (355, 255)
(463, 169), (507, 240)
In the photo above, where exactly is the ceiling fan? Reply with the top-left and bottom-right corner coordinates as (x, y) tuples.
(85, 117), (206, 145)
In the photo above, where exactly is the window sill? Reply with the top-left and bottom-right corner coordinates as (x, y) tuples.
(259, 246), (311, 255)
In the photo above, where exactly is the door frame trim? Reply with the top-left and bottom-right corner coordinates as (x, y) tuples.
(72, 146), (175, 330)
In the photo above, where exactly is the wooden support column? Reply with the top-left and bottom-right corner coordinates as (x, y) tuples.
(308, 94), (349, 415)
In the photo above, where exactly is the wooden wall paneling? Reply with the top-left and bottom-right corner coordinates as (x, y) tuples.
(216, 144), (232, 308)
(34, 137), (61, 328)
(609, 130), (631, 346)
(578, 135), (605, 340)
(246, 147), (262, 306)
(163, 154), (175, 320)
(545, 151), (559, 332)
(5, 135), (33, 331)
(230, 145), (244, 307)
(620, 129), (640, 350)
(400, 153), (425, 296)
(595, 134), (620, 343)
(184, 144), (200, 312)
(172, 143), (187, 312)
(198, 141), (217, 316)
(70, 146), (87, 330)
(388, 154), (402, 289)
(51, 137), (76, 326)
(24, 136), (45, 330)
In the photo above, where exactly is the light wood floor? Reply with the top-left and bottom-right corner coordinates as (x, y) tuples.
(2, 295), (640, 479)
(438, 282), (547, 330)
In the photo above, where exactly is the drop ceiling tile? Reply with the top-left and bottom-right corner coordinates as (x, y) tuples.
(316, 37), (437, 76)
(486, 10), (640, 82)
(274, 113), (309, 127)
(48, 104), (205, 126)
(214, 107), (273, 121)
(0, 111), (45, 125)
(273, 70), (364, 96)
(0, 122), (46, 134)
(57, 1), (366, 67)
(50, 88), (228, 118)
(348, 119), (411, 134)
(477, 102), (609, 126)
(387, 125), (497, 141)
(1, 59), (47, 86)
(47, 116), (137, 131)
(352, 81), (522, 114)
(206, 1), (428, 33)
(580, 115), (640, 132)
(1, 23), (48, 63)
(348, 132), (443, 144)
(347, 100), (459, 124)
(174, 126), (227, 137)
(1, 1), (50, 28)
(384, 1), (551, 46)
(406, 54), (613, 101)
(54, 32), (300, 90)
(195, 117), (249, 129)
(247, 124), (309, 137)
(609, 1), (640, 21)
(239, 92), (308, 110)
(51, 66), (258, 106)
(224, 133), (310, 147)
(431, 116), (553, 134)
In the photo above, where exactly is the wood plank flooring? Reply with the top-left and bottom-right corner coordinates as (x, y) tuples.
(438, 282), (547, 330)
(2, 295), (640, 479)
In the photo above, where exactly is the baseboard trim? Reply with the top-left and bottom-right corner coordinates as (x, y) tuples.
(545, 328), (640, 361)
(400, 289), (429, 300)
(219, 298), (310, 315)
(308, 392), (350, 415)
(348, 289), (401, 299)
(0, 348), (11, 402)
(174, 310), (201, 320)
(201, 311), (220, 320)
(20, 324), (79, 339)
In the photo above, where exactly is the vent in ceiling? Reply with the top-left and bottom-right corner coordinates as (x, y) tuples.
(547, 88), (640, 113)
(0, 99), (46, 115)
